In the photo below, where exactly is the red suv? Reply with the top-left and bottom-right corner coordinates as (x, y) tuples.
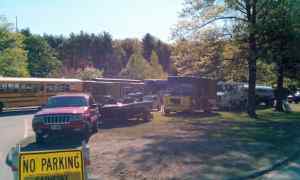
(32, 93), (100, 143)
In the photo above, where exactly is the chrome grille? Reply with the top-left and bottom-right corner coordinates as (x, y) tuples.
(42, 115), (72, 124)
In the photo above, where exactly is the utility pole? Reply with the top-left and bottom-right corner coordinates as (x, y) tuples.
(15, 16), (18, 32)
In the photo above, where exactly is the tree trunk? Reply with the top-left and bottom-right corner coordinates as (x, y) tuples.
(275, 63), (284, 111)
(246, 0), (258, 118)
(247, 33), (257, 118)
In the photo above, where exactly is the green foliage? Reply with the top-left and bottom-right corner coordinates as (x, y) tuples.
(0, 46), (29, 77)
(142, 33), (156, 61)
(0, 18), (29, 77)
(172, 30), (224, 79)
(76, 67), (103, 80)
(43, 32), (172, 78)
(120, 53), (152, 80)
(149, 51), (167, 79)
(22, 32), (61, 77)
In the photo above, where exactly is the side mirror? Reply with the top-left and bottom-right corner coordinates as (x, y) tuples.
(90, 103), (98, 109)
(38, 105), (44, 111)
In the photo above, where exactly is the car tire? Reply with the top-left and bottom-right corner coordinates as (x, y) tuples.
(92, 121), (98, 133)
(0, 102), (3, 113)
(295, 101), (299, 104)
(164, 109), (170, 116)
(36, 134), (45, 144)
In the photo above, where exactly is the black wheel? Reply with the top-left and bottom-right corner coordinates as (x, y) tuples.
(92, 121), (98, 133)
(295, 100), (299, 104)
(143, 112), (151, 122)
(36, 134), (45, 144)
(0, 102), (3, 113)
(164, 109), (170, 116)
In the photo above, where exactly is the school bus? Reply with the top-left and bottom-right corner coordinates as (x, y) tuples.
(0, 77), (83, 112)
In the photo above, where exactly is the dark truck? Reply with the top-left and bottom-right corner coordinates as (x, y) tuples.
(99, 97), (153, 123)
(32, 93), (100, 143)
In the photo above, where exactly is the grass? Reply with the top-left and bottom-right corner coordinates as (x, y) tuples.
(129, 104), (300, 179)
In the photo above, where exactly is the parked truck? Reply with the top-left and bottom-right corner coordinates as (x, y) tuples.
(162, 76), (217, 115)
(32, 93), (100, 143)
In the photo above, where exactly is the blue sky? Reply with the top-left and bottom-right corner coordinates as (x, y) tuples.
(1, 0), (183, 42)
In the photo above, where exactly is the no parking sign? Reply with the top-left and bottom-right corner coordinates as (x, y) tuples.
(19, 149), (85, 180)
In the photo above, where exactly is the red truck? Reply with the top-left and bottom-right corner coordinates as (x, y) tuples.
(32, 93), (100, 143)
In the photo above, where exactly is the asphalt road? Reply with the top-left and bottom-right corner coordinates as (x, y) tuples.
(0, 110), (35, 180)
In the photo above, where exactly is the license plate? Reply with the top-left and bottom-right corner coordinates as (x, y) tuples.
(50, 124), (62, 130)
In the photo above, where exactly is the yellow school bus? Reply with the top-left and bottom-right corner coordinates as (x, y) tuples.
(0, 77), (83, 112)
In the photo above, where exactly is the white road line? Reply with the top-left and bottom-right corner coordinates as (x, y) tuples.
(24, 119), (28, 138)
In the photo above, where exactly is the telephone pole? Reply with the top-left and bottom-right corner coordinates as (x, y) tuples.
(15, 16), (18, 32)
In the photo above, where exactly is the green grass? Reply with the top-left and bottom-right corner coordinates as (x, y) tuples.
(145, 104), (300, 178)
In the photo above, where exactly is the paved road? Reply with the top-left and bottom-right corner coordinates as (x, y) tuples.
(0, 111), (35, 180)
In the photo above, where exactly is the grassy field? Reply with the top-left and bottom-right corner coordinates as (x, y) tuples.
(89, 104), (300, 179)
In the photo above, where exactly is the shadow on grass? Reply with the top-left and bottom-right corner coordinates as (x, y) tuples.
(100, 118), (150, 129)
(21, 134), (92, 152)
(127, 110), (300, 179)
(166, 111), (218, 119)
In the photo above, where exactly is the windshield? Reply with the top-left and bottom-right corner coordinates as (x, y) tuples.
(46, 96), (88, 108)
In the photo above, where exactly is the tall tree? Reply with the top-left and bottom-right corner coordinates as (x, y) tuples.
(174, 0), (264, 117)
(155, 40), (172, 72)
(0, 17), (28, 77)
(149, 51), (166, 79)
(258, 0), (300, 111)
(21, 30), (61, 77)
(142, 33), (156, 61)
(119, 52), (152, 80)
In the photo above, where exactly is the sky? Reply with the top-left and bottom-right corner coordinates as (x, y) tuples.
(1, 0), (183, 42)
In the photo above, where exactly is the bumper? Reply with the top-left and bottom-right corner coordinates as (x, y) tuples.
(33, 123), (86, 137)
(164, 105), (191, 112)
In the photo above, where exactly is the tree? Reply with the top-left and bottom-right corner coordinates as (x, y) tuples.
(0, 46), (28, 77)
(76, 67), (103, 80)
(142, 33), (156, 61)
(174, 0), (267, 117)
(172, 30), (224, 79)
(21, 30), (61, 77)
(149, 51), (166, 79)
(0, 17), (29, 77)
(155, 40), (172, 72)
(117, 38), (142, 66)
(257, 0), (300, 111)
(119, 53), (152, 80)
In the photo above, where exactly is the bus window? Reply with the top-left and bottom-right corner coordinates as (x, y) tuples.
(46, 84), (55, 92)
(64, 84), (70, 92)
(7, 83), (20, 93)
(40, 84), (44, 91)
(22, 84), (34, 93)
(31, 84), (42, 93)
(0, 83), (8, 93)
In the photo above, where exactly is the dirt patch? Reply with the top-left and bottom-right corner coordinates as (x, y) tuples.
(88, 112), (300, 180)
